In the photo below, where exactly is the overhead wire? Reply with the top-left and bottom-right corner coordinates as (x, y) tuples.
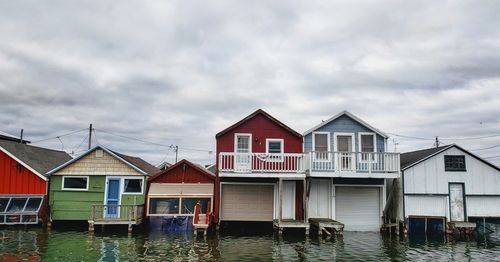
(31, 128), (87, 143)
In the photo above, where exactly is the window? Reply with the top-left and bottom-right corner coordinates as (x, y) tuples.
(149, 198), (180, 214)
(148, 197), (212, 216)
(359, 133), (376, 162)
(266, 139), (283, 154)
(62, 176), (88, 190)
(235, 134), (251, 153)
(123, 178), (143, 194)
(445, 155), (466, 171)
(181, 198), (211, 214)
(313, 132), (330, 160)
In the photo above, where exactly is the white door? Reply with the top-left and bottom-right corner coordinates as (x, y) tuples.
(235, 134), (251, 172)
(336, 135), (353, 170)
(335, 187), (381, 231)
(308, 179), (330, 218)
(282, 181), (296, 220)
(449, 183), (465, 222)
(221, 184), (274, 221)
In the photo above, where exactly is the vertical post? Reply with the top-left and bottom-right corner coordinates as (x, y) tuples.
(20, 129), (24, 144)
(175, 146), (179, 163)
(303, 178), (307, 223)
(88, 124), (93, 150)
(368, 153), (372, 174)
(279, 178), (283, 223)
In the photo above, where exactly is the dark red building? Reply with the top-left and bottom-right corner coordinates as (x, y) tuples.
(215, 109), (307, 232)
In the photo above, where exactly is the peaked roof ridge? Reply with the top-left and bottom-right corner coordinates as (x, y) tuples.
(149, 158), (215, 182)
(303, 110), (388, 138)
(216, 109), (302, 138)
(47, 145), (159, 176)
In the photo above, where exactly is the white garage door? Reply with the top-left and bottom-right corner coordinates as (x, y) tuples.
(221, 184), (274, 221)
(335, 187), (381, 231)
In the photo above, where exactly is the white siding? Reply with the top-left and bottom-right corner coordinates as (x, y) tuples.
(308, 179), (331, 219)
(335, 187), (381, 231)
(405, 196), (447, 217)
(404, 147), (500, 195)
(467, 196), (500, 217)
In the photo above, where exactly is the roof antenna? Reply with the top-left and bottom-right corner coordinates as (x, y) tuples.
(88, 124), (93, 150)
(19, 129), (24, 144)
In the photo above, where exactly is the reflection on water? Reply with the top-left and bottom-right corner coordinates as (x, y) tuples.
(0, 227), (499, 261)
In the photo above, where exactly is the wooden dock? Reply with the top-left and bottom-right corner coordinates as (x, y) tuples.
(273, 219), (310, 236)
(309, 218), (344, 237)
(88, 204), (144, 233)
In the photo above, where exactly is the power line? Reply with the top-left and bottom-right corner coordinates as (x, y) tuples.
(469, 143), (500, 151)
(95, 128), (213, 153)
(386, 133), (434, 141)
(440, 134), (500, 140)
(31, 128), (87, 143)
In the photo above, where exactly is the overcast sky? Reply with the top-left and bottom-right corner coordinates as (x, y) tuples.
(1, 1), (499, 166)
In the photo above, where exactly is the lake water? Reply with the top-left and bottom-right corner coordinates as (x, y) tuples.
(0, 225), (499, 261)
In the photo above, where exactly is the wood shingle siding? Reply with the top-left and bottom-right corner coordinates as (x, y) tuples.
(53, 150), (143, 176)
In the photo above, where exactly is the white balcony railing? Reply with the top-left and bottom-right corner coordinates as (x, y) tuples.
(218, 152), (306, 173)
(309, 151), (400, 173)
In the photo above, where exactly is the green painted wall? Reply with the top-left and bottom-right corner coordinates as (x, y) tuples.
(49, 176), (146, 221)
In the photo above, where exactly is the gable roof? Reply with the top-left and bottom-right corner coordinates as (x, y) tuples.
(401, 144), (500, 172)
(303, 110), (389, 138)
(216, 109), (302, 138)
(149, 159), (215, 182)
(47, 145), (159, 176)
(0, 139), (72, 181)
(0, 131), (30, 144)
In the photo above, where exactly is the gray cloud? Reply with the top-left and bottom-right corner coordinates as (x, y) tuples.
(1, 0), (499, 166)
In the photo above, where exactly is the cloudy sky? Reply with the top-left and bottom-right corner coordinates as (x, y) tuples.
(1, 1), (499, 166)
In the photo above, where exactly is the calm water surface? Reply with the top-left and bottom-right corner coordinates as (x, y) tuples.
(0, 226), (499, 261)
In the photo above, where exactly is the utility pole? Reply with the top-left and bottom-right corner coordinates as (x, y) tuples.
(88, 124), (93, 150)
(19, 129), (24, 144)
(175, 145), (179, 163)
(435, 136), (439, 148)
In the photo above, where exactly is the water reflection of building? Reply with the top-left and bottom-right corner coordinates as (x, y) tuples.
(0, 230), (42, 261)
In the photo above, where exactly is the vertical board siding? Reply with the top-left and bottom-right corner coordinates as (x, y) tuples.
(151, 163), (214, 184)
(404, 147), (500, 195)
(0, 150), (46, 194)
(466, 196), (500, 217)
(304, 114), (385, 153)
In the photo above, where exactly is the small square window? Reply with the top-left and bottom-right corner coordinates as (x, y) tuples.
(149, 198), (179, 214)
(444, 155), (466, 171)
(124, 179), (143, 193)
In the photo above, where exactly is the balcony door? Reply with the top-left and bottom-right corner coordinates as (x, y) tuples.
(335, 134), (354, 171)
(234, 134), (252, 172)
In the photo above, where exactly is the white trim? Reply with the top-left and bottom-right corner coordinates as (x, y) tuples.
(265, 138), (284, 162)
(358, 132), (378, 163)
(104, 177), (122, 218)
(308, 171), (399, 179)
(333, 132), (355, 152)
(219, 182), (277, 221)
(303, 110), (389, 138)
(234, 133), (252, 153)
(147, 196), (213, 217)
(218, 172), (305, 179)
(0, 146), (48, 181)
(265, 138), (284, 154)
(122, 177), (145, 195)
(312, 131), (331, 161)
(282, 180), (296, 220)
(61, 176), (89, 191)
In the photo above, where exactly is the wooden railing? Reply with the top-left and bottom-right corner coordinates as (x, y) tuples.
(309, 151), (400, 173)
(193, 201), (212, 225)
(90, 204), (144, 223)
(219, 152), (306, 173)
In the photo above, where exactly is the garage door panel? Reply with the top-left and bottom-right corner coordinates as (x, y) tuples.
(335, 187), (380, 231)
(221, 184), (274, 221)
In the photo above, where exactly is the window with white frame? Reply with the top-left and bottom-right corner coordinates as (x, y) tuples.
(123, 178), (143, 194)
(266, 139), (284, 161)
(359, 133), (376, 161)
(62, 176), (88, 190)
(148, 197), (211, 215)
(313, 132), (330, 160)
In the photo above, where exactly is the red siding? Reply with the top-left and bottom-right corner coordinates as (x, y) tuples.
(0, 150), (47, 195)
(215, 111), (303, 222)
(150, 161), (214, 184)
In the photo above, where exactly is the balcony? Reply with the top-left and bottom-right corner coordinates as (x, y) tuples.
(218, 152), (306, 178)
(88, 204), (144, 232)
(308, 151), (400, 178)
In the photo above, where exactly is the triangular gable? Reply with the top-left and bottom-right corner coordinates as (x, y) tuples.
(149, 159), (215, 182)
(216, 109), (302, 138)
(303, 110), (388, 138)
(0, 145), (48, 181)
(47, 145), (149, 176)
(401, 144), (500, 172)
